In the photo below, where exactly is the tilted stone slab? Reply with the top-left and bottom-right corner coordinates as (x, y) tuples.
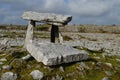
(26, 43), (89, 66)
(22, 11), (72, 25)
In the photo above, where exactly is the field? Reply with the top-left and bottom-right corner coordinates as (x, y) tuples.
(0, 24), (120, 80)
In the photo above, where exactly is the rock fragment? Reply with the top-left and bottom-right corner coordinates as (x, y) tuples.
(1, 72), (17, 80)
(2, 65), (12, 70)
(30, 70), (44, 80)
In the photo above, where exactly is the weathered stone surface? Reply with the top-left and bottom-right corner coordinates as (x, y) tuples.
(24, 20), (34, 48)
(1, 72), (17, 80)
(30, 70), (44, 80)
(79, 62), (89, 69)
(0, 38), (9, 45)
(22, 11), (72, 26)
(26, 43), (89, 65)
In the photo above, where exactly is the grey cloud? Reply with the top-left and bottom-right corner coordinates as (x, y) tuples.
(0, 0), (120, 25)
(68, 0), (113, 16)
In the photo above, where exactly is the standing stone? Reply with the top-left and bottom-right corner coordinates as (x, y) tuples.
(24, 20), (35, 48)
(1, 72), (17, 80)
(30, 70), (44, 80)
(51, 25), (59, 43)
(59, 32), (63, 43)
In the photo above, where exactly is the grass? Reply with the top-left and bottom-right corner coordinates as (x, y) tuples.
(0, 46), (120, 80)
(1, 32), (25, 38)
(0, 24), (120, 79)
(75, 46), (120, 80)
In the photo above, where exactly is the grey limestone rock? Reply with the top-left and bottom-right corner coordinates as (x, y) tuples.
(21, 54), (32, 60)
(27, 43), (89, 65)
(1, 72), (17, 80)
(102, 77), (111, 80)
(30, 70), (44, 80)
(66, 72), (75, 78)
(2, 65), (12, 70)
(105, 71), (112, 76)
(22, 11), (72, 26)
(0, 58), (7, 61)
(104, 63), (113, 68)
(59, 66), (64, 72)
(0, 44), (8, 51)
(51, 74), (63, 80)
(0, 62), (3, 65)
(79, 62), (89, 69)
(0, 38), (9, 45)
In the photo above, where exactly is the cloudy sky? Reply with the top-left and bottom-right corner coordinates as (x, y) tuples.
(0, 0), (120, 25)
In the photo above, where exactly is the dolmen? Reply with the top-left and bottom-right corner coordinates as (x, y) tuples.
(22, 11), (89, 66)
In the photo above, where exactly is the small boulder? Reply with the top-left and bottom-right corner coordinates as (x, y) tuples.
(104, 63), (113, 68)
(0, 58), (7, 61)
(30, 70), (44, 80)
(105, 71), (112, 76)
(0, 62), (3, 65)
(79, 62), (89, 69)
(2, 65), (12, 70)
(102, 77), (111, 80)
(66, 72), (75, 78)
(0, 38), (9, 45)
(1, 72), (17, 80)
(94, 56), (101, 60)
(21, 54), (32, 60)
(59, 66), (64, 72)
(51, 74), (63, 80)
(116, 59), (120, 62)
(0, 44), (8, 51)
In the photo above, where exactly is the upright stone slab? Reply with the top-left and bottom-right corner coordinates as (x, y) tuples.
(24, 20), (35, 48)
(51, 25), (59, 43)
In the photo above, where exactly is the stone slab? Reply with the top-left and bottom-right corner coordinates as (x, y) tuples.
(26, 43), (89, 66)
(22, 11), (72, 25)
